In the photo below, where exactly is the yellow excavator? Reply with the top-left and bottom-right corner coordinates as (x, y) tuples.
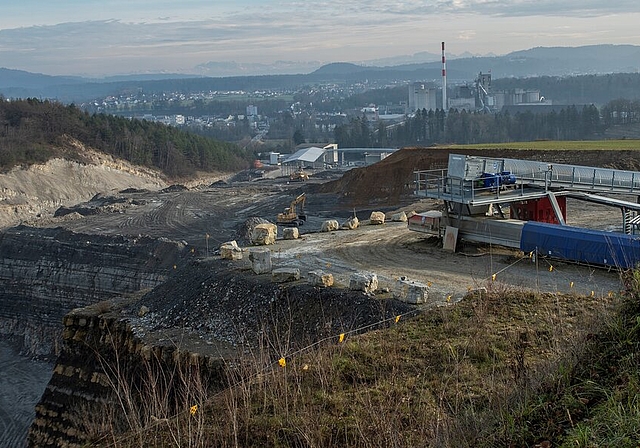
(289, 170), (309, 181)
(276, 193), (307, 226)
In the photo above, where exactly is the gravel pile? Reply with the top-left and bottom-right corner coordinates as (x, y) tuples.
(127, 260), (415, 357)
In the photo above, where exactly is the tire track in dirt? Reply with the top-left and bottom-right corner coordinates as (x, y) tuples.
(272, 222), (623, 300)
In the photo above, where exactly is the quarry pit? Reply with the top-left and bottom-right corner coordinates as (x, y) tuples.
(0, 146), (635, 446)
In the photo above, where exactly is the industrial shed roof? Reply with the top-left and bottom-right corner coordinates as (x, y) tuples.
(282, 146), (326, 164)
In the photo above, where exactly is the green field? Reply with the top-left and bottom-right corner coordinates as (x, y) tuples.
(442, 139), (640, 151)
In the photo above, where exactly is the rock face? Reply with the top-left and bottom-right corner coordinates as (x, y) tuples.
(27, 262), (415, 447)
(27, 300), (227, 448)
(250, 223), (277, 245)
(0, 226), (187, 358)
(0, 151), (165, 229)
(369, 211), (385, 225)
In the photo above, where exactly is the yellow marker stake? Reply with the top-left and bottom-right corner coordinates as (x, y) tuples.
(278, 357), (286, 368)
(173, 265), (177, 270)
(302, 364), (309, 371)
(549, 265), (553, 272)
(190, 405), (198, 416)
(591, 291), (595, 297)
(395, 315), (401, 323)
(608, 291), (613, 298)
(492, 273), (497, 282)
(570, 281), (574, 288)
(339, 333), (345, 343)
(446, 295), (451, 302)
(427, 281), (432, 287)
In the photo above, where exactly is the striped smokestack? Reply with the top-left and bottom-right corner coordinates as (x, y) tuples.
(441, 41), (447, 111)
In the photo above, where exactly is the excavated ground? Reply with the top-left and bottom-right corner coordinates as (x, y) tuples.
(15, 147), (628, 356)
(1, 146), (635, 446)
(13, 146), (630, 307)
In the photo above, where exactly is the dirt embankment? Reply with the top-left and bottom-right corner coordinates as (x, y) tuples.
(0, 147), (166, 229)
(316, 147), (640, 207)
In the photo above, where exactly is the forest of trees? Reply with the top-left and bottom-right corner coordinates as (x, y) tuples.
(333, 100), (640, 148)
(1, 94), (639, 178)
(0, 98), (253, 177)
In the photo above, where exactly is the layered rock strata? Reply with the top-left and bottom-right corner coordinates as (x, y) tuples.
(0, 226), (188, 358)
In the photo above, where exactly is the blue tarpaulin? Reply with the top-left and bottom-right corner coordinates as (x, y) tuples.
(520, 221), (640, 269)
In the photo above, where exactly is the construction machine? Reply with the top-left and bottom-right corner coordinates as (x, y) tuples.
(277, 193), (307, 226)
(289, 170), (309, 182)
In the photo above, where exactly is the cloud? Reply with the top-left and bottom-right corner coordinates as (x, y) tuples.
(1, 1), (640, 76)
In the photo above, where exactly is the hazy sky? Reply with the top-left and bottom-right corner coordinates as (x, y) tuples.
(2, 0), (640, 77)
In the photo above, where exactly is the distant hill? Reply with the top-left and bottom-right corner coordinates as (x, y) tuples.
(311, 63), (369, 75)
(0, 68), (86, 89)
(1, 44), (640, 102)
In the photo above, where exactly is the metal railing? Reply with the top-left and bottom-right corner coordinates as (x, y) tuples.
(415, 157), (640, 204)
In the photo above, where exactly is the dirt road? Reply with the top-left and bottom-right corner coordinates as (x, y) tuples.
(268, 220), (623, 302)
(22, 172), (625, 301)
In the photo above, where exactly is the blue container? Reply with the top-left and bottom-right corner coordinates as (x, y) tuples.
(520, 221), (640, 269)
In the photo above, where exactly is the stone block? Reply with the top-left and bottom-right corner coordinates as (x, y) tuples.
(308, 270), (334, 287)
(369, 211), (385, 225)
(349, 272), (378, 293)
(138, 305), (150, 317)
(249, 248), (272, 274)
(320, 219), (339, 232)
(272, 267), (301, 283)
(251, 223), (277, 245)
(283, 227), (299, 239)
(391, 211), (408, 222)
(220, 240), (243, 260)
(341, 216), (359, 230)
(393, 277), (430, 304)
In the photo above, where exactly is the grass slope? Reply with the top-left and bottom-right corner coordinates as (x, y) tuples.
(93, 273), (640, 447)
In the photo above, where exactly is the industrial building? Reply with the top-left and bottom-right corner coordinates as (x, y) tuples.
(281, 144), (398, 175)
(413, 154), (640, 268)
(408, 83), (438, 113)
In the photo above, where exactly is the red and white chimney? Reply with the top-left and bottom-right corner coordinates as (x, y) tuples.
(441, 41), (447, 112)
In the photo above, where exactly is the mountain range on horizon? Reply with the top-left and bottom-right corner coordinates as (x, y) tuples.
(1, 44), (639, 103)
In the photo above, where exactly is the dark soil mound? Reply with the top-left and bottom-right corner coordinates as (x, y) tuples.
(131, 260), (415, 354)
(161, 184), (188, 193)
